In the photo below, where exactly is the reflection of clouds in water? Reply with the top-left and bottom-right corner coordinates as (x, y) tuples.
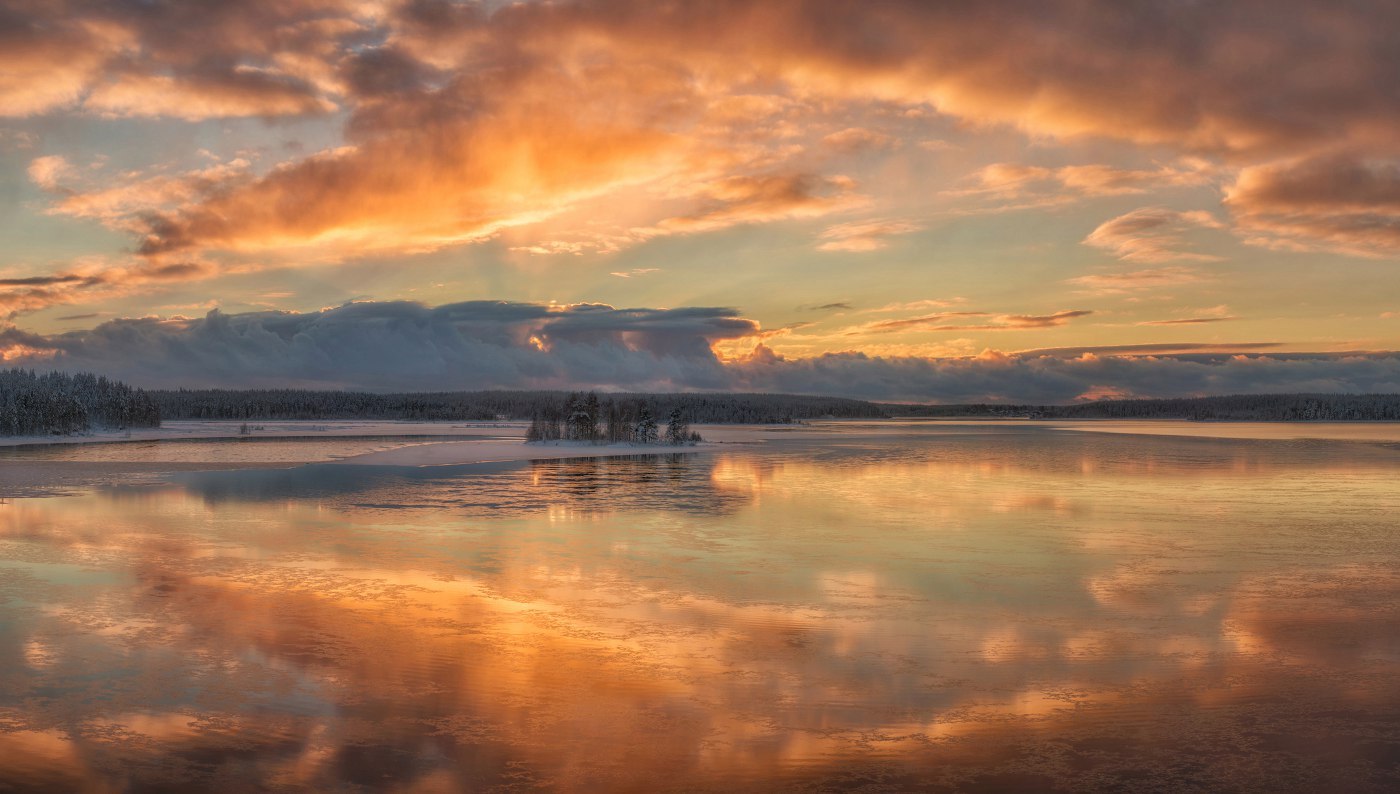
(1, 433), (1400, 789)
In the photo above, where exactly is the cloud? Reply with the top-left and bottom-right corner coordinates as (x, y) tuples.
(650, 174), (865, 236)
(3, 300), (1398, 402)
(0, 259), (212, 318)
(816, 219), (921, 252)
(0, 301), (755, 390)
(1067, 267), (1205, 295)
(27, 155), (76, 191)
(84, 71), (337, 121)
(961, 162), (1207, 201)
(1014, 342), (1285, 357)
(1083, 207), (1225, 262)
(869, 298), (968, 313)
(1137, 316), (1240, 326)
(608, 268), (661, 278)
(0, 128), (38, 151)
(863, 309), (1093, 334)
(727, 348), (1400, 404)
(0, 1), (366, 119)
(32, 157), (254, 232)
(9, 0), (1400, 332)
(21, 0), (1388, 262)
(1226, 154), (1400, 257)
(821, 127), (897, 153)
(0, 11), (132, 116)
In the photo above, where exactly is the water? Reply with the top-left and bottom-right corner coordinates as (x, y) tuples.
(2, 423), (1399, 791)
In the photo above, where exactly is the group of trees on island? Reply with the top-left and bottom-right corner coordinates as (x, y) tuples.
(525, 392), (702, 445)
(0, 369), (161, 436)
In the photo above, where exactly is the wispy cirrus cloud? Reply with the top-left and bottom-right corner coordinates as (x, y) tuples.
(953, 162), (1210, 207)
(1083, 207), (1225, 263)
(1137, 316), (1240, 326)
(859, 309), (1093, 334)
(816, 219), (922, 252)
(1067, 266), (1205, 295)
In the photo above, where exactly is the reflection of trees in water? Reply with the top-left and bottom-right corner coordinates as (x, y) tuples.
(524, 454), (744, 514)
(172, 453), (753, 518)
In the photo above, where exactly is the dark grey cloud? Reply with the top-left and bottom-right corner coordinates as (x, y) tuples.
(729, 348), (1400, 404)
(5, 301), (1400, 403)
(2, 301), (752, 391)
(0, 275), (89, 287)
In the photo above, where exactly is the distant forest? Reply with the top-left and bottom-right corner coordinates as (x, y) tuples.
(152, 389), (888, 424)
(8, 370), (1400, 438)
(0, 369), (161, 436)
(883, 393), (1400, 421)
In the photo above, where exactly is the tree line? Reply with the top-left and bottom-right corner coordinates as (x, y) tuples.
(882, 393), (1400, 421)
(525, 392), (701, 445)
(151, 388), (887, 423)
(0, 369), (161, 436)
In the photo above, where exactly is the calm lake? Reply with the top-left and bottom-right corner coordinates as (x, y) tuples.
(2, 422), (1399, 791)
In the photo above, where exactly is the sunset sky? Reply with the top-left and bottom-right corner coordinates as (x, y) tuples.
(3, 0), (1399, 401)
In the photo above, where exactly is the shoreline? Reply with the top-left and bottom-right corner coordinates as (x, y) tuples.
(4, 419), (1400, 467)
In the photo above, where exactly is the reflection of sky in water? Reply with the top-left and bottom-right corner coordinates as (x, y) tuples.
(2, 428), (1400, 791)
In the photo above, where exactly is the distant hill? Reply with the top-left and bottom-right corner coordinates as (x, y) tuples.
(152, 389), (889, 424)
(882, 393), (1400, 421)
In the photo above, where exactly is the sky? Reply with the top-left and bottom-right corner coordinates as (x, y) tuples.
(3, 0), (1400, 402)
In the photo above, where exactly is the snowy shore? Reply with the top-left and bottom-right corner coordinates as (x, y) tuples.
(0, 420), (821, 467)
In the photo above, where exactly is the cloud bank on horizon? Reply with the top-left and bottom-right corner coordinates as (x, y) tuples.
(3, 1), (1399, 401)
(5, 300), (1399, 403)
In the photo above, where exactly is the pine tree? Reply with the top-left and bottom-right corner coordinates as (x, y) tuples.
(665, 408), (689, 445)
(635, 404), (658, 445)
(583, 391), (601, 442)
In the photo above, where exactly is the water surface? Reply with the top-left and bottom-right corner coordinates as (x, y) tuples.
(2, 424), (1399, 791)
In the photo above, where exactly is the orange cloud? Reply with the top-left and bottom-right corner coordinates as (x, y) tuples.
(0, 15), (132, 116)
(860, 309), (1093, 334)
(10, 0), (1400, 321)
(1067, 267), (1206, 295)
(85, 71), (337, 121)
(1, 1), (367, 120)
(0, 259), (214, 318)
